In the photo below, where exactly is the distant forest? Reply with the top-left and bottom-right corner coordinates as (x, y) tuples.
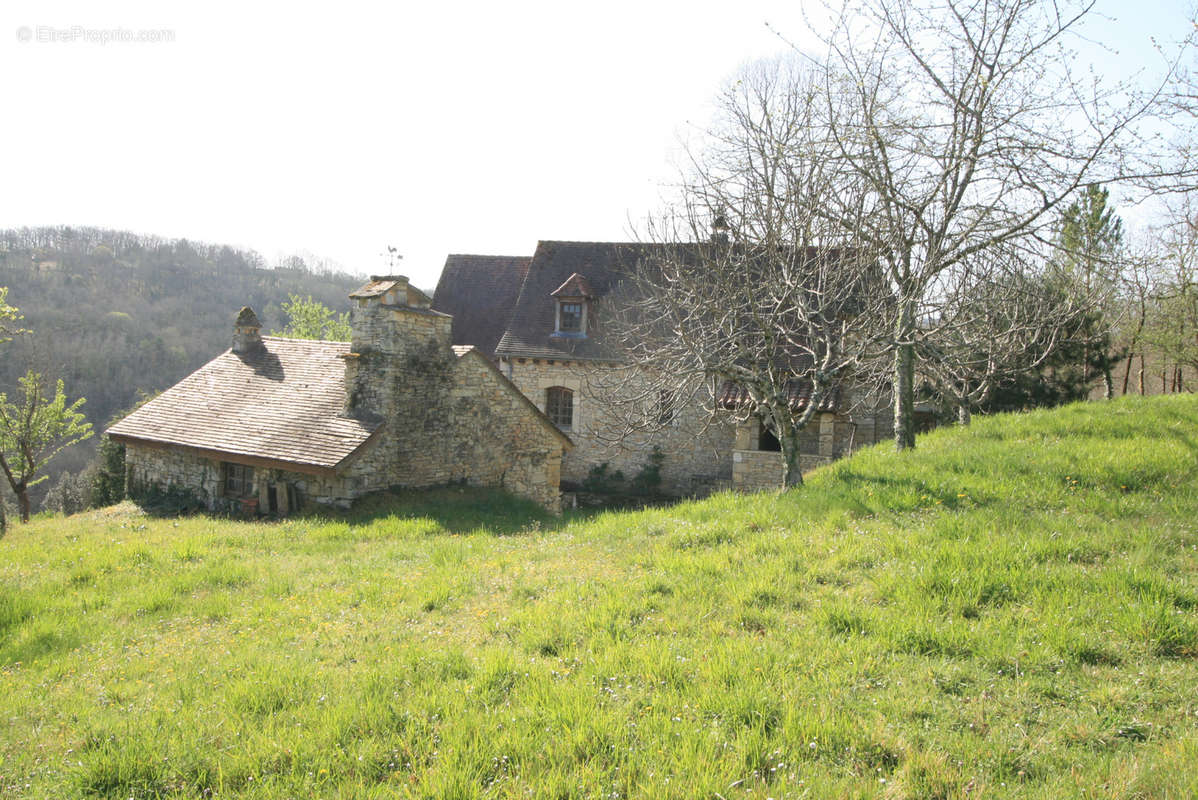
(0, 226), (364, 511)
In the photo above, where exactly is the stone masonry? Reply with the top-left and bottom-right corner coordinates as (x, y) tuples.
(501, 357), (736, 495)
(114, 275), (571, 514)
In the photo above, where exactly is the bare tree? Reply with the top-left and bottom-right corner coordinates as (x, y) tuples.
(1142, 199), (1198, 384)
(805, 0), (1195, 448)
(916, 242), (1094, 423)
(602, 0), (1194, 490)
(600, 64), (894, 487)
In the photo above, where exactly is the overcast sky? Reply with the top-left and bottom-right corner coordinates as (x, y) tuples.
(2, 0), (1193, 289)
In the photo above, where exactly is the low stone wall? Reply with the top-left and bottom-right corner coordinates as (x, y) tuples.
(732, 450), (782, 491)
(731, 449), (833, 491)
(126, 444), (223, 506)
(125, 443), (352, 513)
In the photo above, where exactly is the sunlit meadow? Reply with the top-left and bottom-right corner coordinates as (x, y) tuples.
(2, 395), (1196, 798)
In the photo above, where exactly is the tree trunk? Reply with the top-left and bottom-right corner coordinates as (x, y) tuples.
(18, 487), (31, 523)
(1138, 356), (1145, 395)
(780, 427), (804, 489)
(957, 404), (972, 426)
(1121, 354), (1133, 395)
(893, 315), (917, 451)
(0, 500), (6, 537)
(1103, 365), (1114, 400)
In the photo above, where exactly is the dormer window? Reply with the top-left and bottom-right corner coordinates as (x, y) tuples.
(550, 272), (595, 338)
(558, 301), (584, 334)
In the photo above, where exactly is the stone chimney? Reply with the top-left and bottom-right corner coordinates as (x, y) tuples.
(232, 306), (262, 353)
(711, 211), (730, 245)
(343, 275), (452, 419)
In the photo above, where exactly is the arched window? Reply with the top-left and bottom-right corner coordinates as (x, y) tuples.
(545, 386), (574, 430)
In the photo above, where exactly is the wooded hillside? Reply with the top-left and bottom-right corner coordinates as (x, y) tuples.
(0, 226), (363, 510)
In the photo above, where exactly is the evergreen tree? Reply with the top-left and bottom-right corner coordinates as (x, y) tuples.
(1053, 184), (1125, 399)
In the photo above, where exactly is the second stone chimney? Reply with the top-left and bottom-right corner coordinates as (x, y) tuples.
(342, 274), (452, 419)
(232, 306), (262, 353)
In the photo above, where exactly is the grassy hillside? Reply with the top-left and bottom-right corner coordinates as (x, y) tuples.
(2, 396), (1196, 799)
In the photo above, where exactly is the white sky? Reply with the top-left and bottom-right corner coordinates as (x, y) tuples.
(2, 0), (1193, 289)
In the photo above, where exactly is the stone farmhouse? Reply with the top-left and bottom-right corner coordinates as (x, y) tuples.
(434, 240), (896, 494)
(108, 277), (573, 514)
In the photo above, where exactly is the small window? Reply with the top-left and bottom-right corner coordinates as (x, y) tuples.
(758, 424), (781, 452)
(656, 390), (676, 426)
(558, 302), (583, 333)
(546, 386), (574, 430)
(225, 463), (255, 497)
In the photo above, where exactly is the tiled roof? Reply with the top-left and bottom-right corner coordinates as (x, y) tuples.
(350, 275), (434, 308)
(716, 380), (840, 413)
(349, 275), (405, 298)
(107, 337), (379, 472)
(494, 241), (656, 361)
(463, 240), (861, 366)
(432, 254), (531, 356)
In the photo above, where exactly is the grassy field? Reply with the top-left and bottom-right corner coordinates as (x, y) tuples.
(2, 395), (1197, 799)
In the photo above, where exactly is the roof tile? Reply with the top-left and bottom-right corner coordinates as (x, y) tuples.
(107, 337), (378, 470)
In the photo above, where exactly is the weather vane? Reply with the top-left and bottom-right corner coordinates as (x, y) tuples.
(382, 245), (403, 271)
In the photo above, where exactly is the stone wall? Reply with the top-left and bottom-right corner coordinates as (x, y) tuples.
(445, 352), (565, 512)
(498, 359), (900, 495)
(125, 443), (350, 513)
(343, 296), (567, 512)
(500, 357), (736, 496)
(732, 450), (783, 491)
(126, 444), (223, 506)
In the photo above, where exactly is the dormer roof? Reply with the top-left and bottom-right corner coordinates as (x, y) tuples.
(493, 241), (656, 361)
(550, 272), (595, 299)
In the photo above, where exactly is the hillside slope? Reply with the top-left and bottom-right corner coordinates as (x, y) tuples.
(0, 226), (363, 507)
(1, 396), (1196, 799)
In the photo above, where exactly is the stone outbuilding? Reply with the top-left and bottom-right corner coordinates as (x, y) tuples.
(108, 276), (573, 513)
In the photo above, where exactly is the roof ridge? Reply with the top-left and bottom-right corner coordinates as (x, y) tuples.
(535, 239), (646, 246)
(260, 335), (349, 346)
(446, 253), (531, 260)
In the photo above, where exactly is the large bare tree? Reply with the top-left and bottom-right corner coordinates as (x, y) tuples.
(808, 0), (1195, 447)
(598, 64), (894, 487)
(603, 0), (1193, 493)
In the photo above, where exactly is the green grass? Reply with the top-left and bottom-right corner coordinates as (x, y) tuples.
(2, 395), (1197, 798)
